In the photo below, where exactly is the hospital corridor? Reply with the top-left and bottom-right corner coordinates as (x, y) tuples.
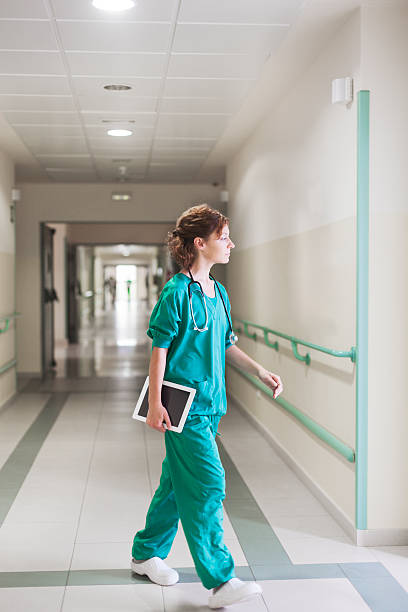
(1, 1), (408, 611)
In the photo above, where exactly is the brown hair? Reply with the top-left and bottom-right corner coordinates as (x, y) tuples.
(167, 204), (229, 269)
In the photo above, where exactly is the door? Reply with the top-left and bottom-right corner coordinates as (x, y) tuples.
(67, 244), (79, 343)
(41, 224), (57, 376)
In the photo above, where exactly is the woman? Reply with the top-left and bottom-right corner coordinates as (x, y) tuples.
(131, 204), (283, 608)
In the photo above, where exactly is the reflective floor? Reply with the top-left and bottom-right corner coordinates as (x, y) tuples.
(54, 300), (151, 379)
(1, 300), (408, 611)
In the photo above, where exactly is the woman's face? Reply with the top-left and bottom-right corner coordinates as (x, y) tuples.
(200, 224), (235, 265)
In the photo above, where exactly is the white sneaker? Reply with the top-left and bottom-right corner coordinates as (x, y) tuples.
(131, 557), (179, 586)
(208, 578), (262, 609)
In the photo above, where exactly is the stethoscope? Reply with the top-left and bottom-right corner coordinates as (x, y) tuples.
(187, 269), (238, 345)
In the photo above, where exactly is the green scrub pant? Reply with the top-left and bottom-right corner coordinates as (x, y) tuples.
(132, 415), (235, 589)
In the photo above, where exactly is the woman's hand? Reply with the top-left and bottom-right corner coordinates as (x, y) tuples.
(146, 402), (172, 433)
(258, 369), (283, 399)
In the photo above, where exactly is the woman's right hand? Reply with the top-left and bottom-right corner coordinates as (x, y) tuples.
(146, 402), (172, 433)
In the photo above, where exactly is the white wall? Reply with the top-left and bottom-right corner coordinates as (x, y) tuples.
(0, 150), (15, 407)
(227, 1), (408, 540)
(360, 2), (408, 532)
(226, 10), (360, 529)
(15, 183), (222, 373)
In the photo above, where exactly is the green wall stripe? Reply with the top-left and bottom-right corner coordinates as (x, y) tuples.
(356, 90), (370, 530)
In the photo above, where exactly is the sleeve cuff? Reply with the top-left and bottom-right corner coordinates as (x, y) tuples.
(148, 331), (173, 348)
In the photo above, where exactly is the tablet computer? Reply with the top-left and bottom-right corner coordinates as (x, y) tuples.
(132, 376), (196, 433)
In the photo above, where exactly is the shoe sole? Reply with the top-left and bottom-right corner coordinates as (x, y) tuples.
(131, 561), (179, 586)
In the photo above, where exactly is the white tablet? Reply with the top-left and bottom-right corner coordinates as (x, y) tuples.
(132, 376), (196, 433)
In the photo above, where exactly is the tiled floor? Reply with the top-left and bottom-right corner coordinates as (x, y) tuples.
(1, 300), (408, 611)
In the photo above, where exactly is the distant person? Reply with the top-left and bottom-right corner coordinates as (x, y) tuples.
(126, 279), (132, 301)
(104, 276), (116, 306)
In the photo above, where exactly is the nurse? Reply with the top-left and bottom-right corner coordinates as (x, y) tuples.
(131, 204), (283, 609)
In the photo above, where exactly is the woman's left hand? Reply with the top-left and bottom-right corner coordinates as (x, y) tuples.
(258, 369), (283, 399)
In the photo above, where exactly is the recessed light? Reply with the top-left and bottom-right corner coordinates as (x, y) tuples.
(112, 192), (132, 201)
(107, 129), (133, 137)
(92, 0), (135, 12)
(104, 84), (132, 91)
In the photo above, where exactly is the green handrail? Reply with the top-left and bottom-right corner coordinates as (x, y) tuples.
(229, 363), (355, 463)
(356, 90), (370, 530)
(232, 317), (356, 365)
(0, 312), (21, 334)
(0, 359), (17, 376)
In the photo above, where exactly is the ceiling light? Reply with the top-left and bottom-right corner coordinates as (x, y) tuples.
(107, 129), (132, 137)
(112, 192), (132, 201)
(92, 0), (135, 11)
(102, 119), (135, 124)
(104, 84), (132, 91)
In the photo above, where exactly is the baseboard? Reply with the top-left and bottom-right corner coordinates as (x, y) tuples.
(227, 391), (357, 544)
(0, 391), (17, 415)
(356, 529), (408, 546)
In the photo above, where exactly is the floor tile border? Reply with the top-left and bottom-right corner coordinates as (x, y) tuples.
(0, 392), (69, 527)
(0, 387), (407, 611)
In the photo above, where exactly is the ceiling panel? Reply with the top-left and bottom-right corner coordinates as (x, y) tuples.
(81, 111), (156, 128)
(0, 95), (75, 111)
(36, 155), (93, 169)
(58, 22), (171, 53)
(168, 53), (264, 79)
(89, 146), (152, 157)
(179, 0), (303, 24)
(77, 95), (157, 113)
(0, 75), (70, 95)
(13, 125), (84, 139)
(0, 0), (49, 19)
(25, 139), (89, 154)
(4, 111), (80, 125)
(88, 141), (152, 152)
(156, 114), (229, 138)
(173, 23), (288, 54)
(151, 150), (208, 159)
(89, 149), (151, 159)
(163, 77), (252, 99)
(154, 137), (217, 148)
(94, 158), (148, 169)
(0, 51), (65, 75)
(47, 170), (98, 182)
(52, 0), (177, 21)
(160, 97), (238, 114)
(71, 77), (161, 97)
(152, 146), (211, 155)
(3, 0), (304, 183)
(66, 52), (167, 77)
(0, 21), (58, 50)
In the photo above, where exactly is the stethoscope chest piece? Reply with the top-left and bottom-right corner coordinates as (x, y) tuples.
(229, 332), (238, 345)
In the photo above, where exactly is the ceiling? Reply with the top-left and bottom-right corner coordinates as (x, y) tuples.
(0, 0), (305, 183)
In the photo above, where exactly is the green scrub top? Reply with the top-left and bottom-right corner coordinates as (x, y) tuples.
(147, 272), (233, 416)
